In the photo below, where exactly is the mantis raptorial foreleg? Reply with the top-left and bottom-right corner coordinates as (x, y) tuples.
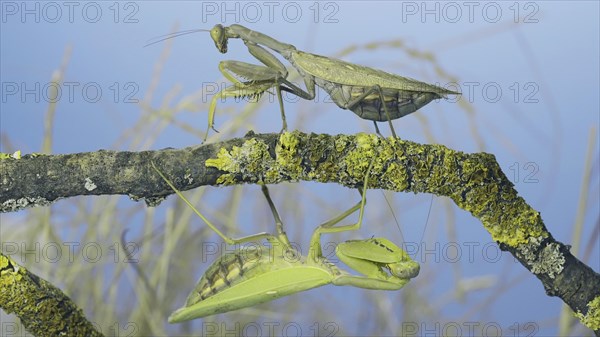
(223, 24), (296, 55)
(307, 178), (368, 260)
(207, 66), (286, 137)
(206, 59), (313, 141)
(217, 61), (278, 83)
(243, 43), (289, 78)
(306, 162), (419, 289)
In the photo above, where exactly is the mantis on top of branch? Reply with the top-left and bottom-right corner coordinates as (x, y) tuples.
(151, 162), (420, 322)
(147, 24), (461, 141)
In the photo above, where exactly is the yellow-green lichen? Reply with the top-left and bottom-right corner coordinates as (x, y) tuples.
(410, 143), (442, 186)
(204, 132), (548, 248)
(277, 131), (356, 182)
(431, 149), (461, 195)
(461, 157), (488, 186)
(205, 138), (274, 185)
(274, 131), (303, 180)
(206, 132), (401, 188)
(487, 203), (547, 247)
(376, 138), (408, 191)
(304, 133), (339, 182)
(0, 151), (21, 160)
(381, 162), (408, 191)
(343, 133), (379, 182)
(575, 296), (600, 330)
(203, 132), (415, 191)
(334, 136), (350, 152)
(1, 254), (23, 284)
(454, 155), (547, 247)
(206, 132), (365, 185)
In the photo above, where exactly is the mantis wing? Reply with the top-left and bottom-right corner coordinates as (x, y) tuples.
(291, 51), (459, 96)
(169, 247), (334, 322)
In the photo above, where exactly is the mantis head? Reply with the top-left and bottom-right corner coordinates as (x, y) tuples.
(336, 237), (420, 282)
(387, 253), (420, 279)
(209, 24), (228, 53)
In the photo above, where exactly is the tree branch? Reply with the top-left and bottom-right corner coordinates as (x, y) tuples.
(0, 253), (103, 337)
(1, 131), (598, 333)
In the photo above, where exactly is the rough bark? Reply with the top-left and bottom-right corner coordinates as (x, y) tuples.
(1, 131), (599, 335)
(0, 254), (103, 337)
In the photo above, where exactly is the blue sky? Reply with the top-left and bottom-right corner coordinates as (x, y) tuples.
(1, 1), (599, 336)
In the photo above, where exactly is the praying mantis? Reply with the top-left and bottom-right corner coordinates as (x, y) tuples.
(151, 161), (420, 322)
(148, 24), (460, 140)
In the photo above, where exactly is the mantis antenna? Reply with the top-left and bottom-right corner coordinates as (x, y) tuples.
(143, 29), (210, 48)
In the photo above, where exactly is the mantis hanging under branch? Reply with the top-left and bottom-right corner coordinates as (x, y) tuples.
(151, 162), (420, 322)
(148, 24), (460, 140)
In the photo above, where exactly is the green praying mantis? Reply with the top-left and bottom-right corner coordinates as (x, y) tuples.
(151, 162), (420, 322)
(147, 24), (460, 140)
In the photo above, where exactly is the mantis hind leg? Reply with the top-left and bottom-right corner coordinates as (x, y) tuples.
(372, 121), (383, 138)
(151, 162), (277, 245)
(275, 82), (287, 133)
(260, 184), (292, 247)
(345, 85), (397, 139)
(375, 86), (398, 139)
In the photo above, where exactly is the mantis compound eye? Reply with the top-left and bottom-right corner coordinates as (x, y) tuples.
(210, 24), (228, 53)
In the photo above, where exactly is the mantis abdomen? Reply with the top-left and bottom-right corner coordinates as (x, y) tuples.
(169, 245), (338, 322)
(316, 77), (444, 122)
(186, 246), (269, 305)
